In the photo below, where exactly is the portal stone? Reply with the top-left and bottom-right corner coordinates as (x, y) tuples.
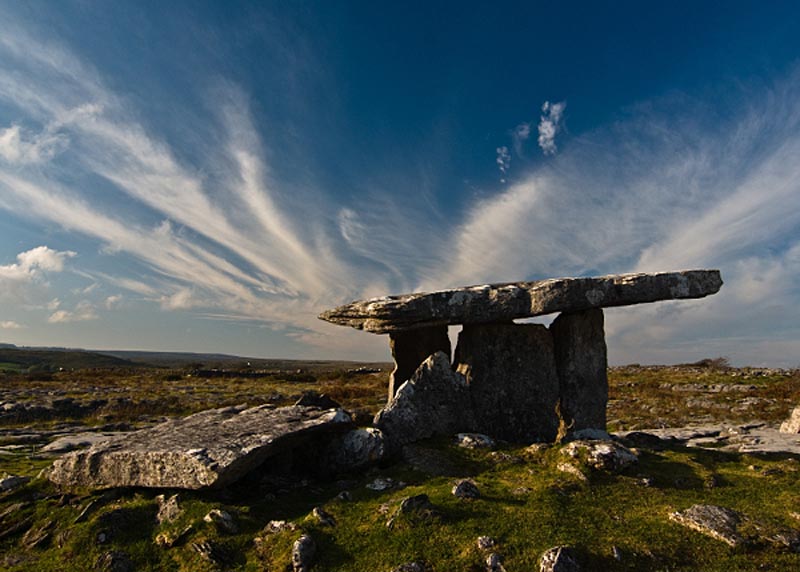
(550, 309), (608, 431)
(455, 323), (560, 442)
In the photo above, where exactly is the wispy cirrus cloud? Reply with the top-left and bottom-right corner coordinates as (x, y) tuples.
(0, 321), (23, 329)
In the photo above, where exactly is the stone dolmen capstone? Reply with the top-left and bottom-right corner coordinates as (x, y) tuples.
(48, 404), (352, 490)
(320, 270), (722, 445)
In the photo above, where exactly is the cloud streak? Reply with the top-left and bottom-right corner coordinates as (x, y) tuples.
(537, 101), (565, 155)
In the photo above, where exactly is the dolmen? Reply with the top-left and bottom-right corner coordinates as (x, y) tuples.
(320, 270), (723, 446)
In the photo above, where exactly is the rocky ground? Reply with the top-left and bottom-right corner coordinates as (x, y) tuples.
(0, 362), (798, 571)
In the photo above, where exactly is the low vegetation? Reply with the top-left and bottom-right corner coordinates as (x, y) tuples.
(1, 358), (798, 571)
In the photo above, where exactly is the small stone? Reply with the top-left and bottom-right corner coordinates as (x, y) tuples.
(155, 494), (182, 525)
(191, 540), (230, 566)
(292, 534), (316, 572)
(455, 433), (496, 449)
(452, 479), (480, 499)
(611, 546), (623, 561)
(335, 490), (352, 501)
(94, 550), (134, 572)
(398, 494), (435, 515)
(294, 392), (341, 409)
(0, 474), (30, 491)
(21, 519), (53, 549)
(262, 520), (298, 534)
(477, 536), (497, 551)
(669, 505), (745, 547)
(780, 406), (800, 433)
(560, 440), (637, 473)
(203, 509), (238, 534)
(539, 546), (580, 572)
(556, 462), (588, 482)
(312, 506), (336, 527)
(485, 552), (507, 572)
(390, 563), (427, 572)
(366, 477), (395, 491)
(96, 531), (110, 544)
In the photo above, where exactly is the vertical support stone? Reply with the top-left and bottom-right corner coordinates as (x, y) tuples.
(388, 326), (451, 400)
(550, 308), (608, 431)
(454, 323), (560, 443)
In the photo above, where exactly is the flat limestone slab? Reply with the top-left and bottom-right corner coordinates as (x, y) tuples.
(47, 405), (351, 490)
(319, 270), (722, 333)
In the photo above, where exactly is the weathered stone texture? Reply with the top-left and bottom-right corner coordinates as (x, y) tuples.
(375, 352), (473, 448)
(780, 406), (800, 433)
(388, 326), (451, 399)
(48, 405), (351, 490)
(455, 323), (560, 443)
(319, 270), (722, 333)
(551, 309), (608, 431)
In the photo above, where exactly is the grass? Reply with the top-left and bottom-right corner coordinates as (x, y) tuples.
(0, 363), (798, 571)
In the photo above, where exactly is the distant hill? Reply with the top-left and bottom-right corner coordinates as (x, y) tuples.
(0, 347), (137, 372)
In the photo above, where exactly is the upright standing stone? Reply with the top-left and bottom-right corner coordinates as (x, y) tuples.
(388, 326), (451, 399)
(455, 323), (560, 442)
(550, 309), (608, 431)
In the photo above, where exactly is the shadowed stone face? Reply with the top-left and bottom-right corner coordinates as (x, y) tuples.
(388, 326), (451, 399)
(454, 323), (560, 443)
(551, 309), (608, 431)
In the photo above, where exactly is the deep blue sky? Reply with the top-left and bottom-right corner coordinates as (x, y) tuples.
(1, 1), (799, 365)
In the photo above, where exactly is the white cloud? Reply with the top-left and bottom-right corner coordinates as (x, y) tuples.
(48, 300), (97, 323)
(537, 100), (566, 155)
(104, 294), (123, 309)
(0, 320), (22, 329)
(0, 246), (76, 305)
(0, 123), (68, 165)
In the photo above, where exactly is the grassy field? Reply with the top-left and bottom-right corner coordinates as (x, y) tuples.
(0, 362), (798, 571)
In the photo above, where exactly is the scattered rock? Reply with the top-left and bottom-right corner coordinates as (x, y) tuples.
(154, 524), (193, 549)
(292, 534), (316, 572)
(560, 440), (637, 473)
(324, 428), (385, 474)
(563, 428), (612, 442)
(155, 494), (182, 525)
(334, 490), (352, 501)
(191, 540), (230, 567)
(294, 392), (341, 410)
(780, 406), (800, 434)
(477, 536), (497, 551)
(40, 432), (120, 455)
(485, 552), (507, 572)
(204, 509), (238, 534)
(556, 462), (588, 482)
(95, 550), (134, 572)
(21, 519), (53, 549)
(455, 433), (496, 449)
(262, 520), (299, 534)
(73, 498), (100, 524)
(390, 562), (427, 572)
(319, 270), (723, 333)
(49, 404), (352, 490)
(669, 505), (745, 547)
(398, 494), (435, 516)
(375, 352), (474, 448)
(312, 506), (336, 527)
(366, 477), (402, 491)
(540, 546), (580, 572)
(0, 474), (30, 491)
(452, 479), (480, 499)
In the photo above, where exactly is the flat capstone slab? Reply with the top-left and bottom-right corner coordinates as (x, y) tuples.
(47, 404), (352, 490)
(319, 270), (722, 333)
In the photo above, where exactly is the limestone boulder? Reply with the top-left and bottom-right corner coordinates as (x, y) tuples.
(48, 404), (352, 490)
(323, 427), (385, 473)
(455, 323), (560, 443)
(319, 270), (722, 333)
(388, 326), (451, 399)
(780, 406), (800, 433)
(375, 352), (474, 448)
